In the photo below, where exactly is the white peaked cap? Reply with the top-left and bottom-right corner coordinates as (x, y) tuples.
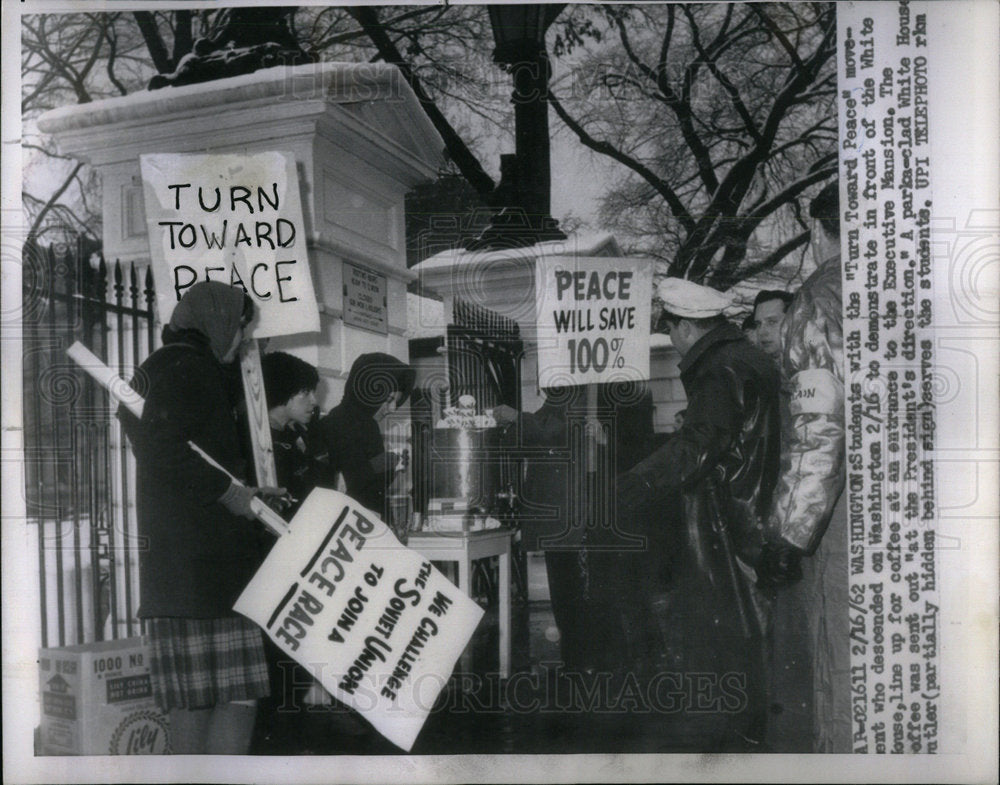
(656, 277), (733, 319)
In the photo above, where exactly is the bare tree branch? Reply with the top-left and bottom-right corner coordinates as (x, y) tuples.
(551, 91), (696, 232)
(28, 162), (85, 239)
(76, 15), (108, 85)
(29, 16), (96, 103)
(101, 16), (128, 96)
(678, 6), (835, 278)
(722, 229), (810, 286)
(551, 3), (835, 285)
(22, 142), (73, 160)
(347, 5), (494, 199)
(655, 5), (676, 80)
(615, 7), (721, 196)
(751, 6), (806, 71)
(747, 155), (836, 222)
(172, 10), (193, 66)
(681, 5), (761, 144)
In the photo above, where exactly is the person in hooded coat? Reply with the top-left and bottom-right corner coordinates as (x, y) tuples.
(119, 281), (282, 754)
(315, 352), (415, 522)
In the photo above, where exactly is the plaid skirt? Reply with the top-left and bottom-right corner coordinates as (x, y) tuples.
(146, 617), (270, 712)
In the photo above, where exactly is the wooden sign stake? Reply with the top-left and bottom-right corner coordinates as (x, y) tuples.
(240, 338), (278, 487)
(586, 382), (598, 473)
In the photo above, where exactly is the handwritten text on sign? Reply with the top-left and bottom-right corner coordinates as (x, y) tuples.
(234, 489), (483, 752)
(535, 256), (652, 387)
(140, 152), (319, 338)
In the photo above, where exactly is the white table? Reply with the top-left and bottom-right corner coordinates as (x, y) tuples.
(406, 528), (513, 678)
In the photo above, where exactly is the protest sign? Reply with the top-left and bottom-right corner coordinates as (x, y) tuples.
(139, 151), (320, 338)
(534, 256), (653, 387)
(234, 489), (484, 752)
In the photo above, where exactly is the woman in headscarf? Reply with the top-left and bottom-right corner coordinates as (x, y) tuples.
(120, 281), (282, 754)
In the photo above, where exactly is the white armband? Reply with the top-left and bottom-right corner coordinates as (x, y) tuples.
(789, 368), (843, 416)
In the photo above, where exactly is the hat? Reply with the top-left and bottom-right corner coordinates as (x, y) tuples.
(656, 278), (733, 319)
(168, 281), (250, 362)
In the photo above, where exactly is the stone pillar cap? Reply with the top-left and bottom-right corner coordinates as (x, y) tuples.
(38, 61), (433, 141)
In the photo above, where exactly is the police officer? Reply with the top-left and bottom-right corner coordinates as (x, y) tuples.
(616, 278), (782, 749)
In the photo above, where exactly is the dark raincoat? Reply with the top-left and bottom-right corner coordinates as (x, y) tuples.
(508, 384), (658, 551)
(618, 323), (781, 741)
(269, 420), (330, 519)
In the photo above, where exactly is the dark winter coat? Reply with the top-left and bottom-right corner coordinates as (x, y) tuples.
(505, 384), (658, 551)
(315, 353), (414, 520)
(270, 420), (331, 517)
(120, 329), (259, 618)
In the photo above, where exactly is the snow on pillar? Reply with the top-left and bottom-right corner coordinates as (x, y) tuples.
(39, 62), (445, 409)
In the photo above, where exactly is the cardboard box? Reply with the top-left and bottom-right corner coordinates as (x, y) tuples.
(39, 637), (170, 755)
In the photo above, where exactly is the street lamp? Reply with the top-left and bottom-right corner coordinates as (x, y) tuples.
(488, 4), (557, 64)
(466, 4), (567, 250)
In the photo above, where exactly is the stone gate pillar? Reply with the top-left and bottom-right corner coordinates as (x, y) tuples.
(39, 62), (445, 407)
(411, 232), (625, 412)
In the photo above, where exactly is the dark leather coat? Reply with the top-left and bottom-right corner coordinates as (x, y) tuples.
(619, 323), (781, 639)
(270, 421), (330, 517)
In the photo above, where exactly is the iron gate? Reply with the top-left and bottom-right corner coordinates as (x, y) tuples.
(23, 238), (156, 646)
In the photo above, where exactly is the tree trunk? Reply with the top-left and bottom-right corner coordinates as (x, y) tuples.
(133, 11), (173, 74)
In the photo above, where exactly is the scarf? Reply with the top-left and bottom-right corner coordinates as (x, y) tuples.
(168, 281), (246, 362)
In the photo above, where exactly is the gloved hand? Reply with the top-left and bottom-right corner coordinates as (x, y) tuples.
(755, 540), (804, 589)
(369, 451), (401, 475)
(218, 482), (257, 519)
(256, 486), (292, 513)
(219, 483), (289, 519)
(493, 404), (518, 426)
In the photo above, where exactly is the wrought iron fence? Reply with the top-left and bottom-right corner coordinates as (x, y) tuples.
(23, 238), (156, 646)
(446, 297), (523, 412)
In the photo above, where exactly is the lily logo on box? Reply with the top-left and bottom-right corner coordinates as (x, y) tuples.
(109, 710), (170, 755)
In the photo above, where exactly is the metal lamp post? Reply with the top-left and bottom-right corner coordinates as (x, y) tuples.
(467, 4), (567, 249)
